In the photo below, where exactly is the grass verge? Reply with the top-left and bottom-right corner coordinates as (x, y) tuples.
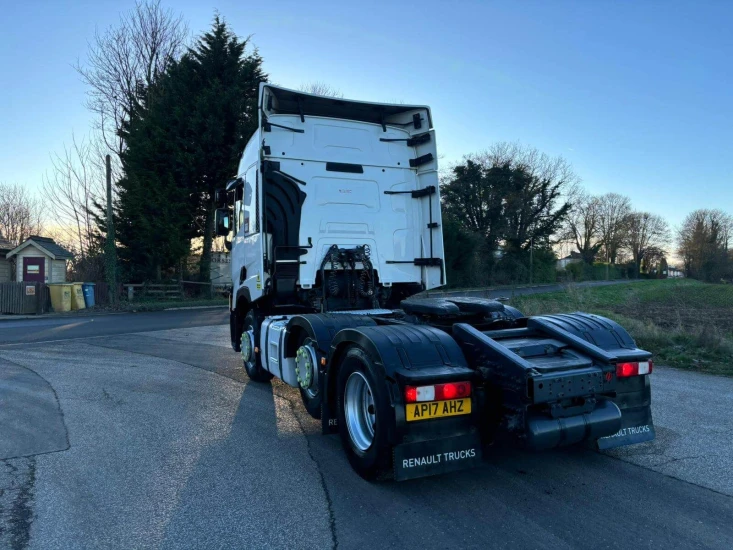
(510, 279), (733, 376)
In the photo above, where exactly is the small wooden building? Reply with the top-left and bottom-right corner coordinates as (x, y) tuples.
(6, 236), (73, 283)
(556, 252), (583, 271)
(0, 234), (13, 282)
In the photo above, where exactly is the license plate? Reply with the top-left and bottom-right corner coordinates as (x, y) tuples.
(406, 398), (471, 422)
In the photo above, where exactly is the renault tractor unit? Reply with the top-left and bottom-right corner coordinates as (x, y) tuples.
(215, 84), (655, 481)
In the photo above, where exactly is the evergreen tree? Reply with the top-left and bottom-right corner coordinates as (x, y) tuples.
(441, 215), (484, 287)
(111, 16), (266, 282)
(115, 60), (196, 281)
(183, 17), (267, 280)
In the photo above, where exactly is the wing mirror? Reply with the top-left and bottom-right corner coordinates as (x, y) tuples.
(215, 208), (231, 236)
(215, 189), (228, 208)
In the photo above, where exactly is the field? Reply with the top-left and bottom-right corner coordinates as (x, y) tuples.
(510, 279), (733, 376)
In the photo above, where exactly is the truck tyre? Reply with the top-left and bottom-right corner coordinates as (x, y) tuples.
(300, 389), (322, 419)
(297, 337), (322, 420)
(336, 346), (393, 481)
(242, 309), (273, 383)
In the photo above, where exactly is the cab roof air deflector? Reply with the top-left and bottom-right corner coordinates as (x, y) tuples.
(261, 85), (432, 129)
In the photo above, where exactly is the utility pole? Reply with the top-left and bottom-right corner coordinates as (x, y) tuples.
(529, 236), (534, 285)
(105, 155), (117, 304)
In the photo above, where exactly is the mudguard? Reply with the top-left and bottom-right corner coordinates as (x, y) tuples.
(328, 324), (472, 384)
(326, 323), (481, 480)
(286, 314), (377, 355)
(325, 324), (475, 439)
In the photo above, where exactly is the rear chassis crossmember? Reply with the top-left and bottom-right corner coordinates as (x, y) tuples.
(352, 303), (657, 481)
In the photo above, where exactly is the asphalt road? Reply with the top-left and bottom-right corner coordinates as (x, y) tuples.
(1, 309), (732, 549)
(0, 279), (634, 345)
(0, 308), (228, 345)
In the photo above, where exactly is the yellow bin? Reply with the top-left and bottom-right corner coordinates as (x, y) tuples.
(71, 283), (86, 310)
(48, 284), (73, 312)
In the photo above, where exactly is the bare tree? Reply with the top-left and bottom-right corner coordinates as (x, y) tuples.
(475, 142), (582, 199)
(442, 144), (575, 285)
(76, 0), (188, 159)
(43, 135), (106, 259)
(677, 209), (733, 281)
(624, 211), (671, 277)
(0, 183), (44, 245)
(565, 193), (602, 264)
(466, 142), (578, 252)
(298, 81), (344, 98)
(597, 192), (632, 264)
(641, 246), (666, 276)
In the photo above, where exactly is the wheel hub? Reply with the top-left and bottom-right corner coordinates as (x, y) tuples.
(295, 344), (318, 394)
(241, 329), (255, 363)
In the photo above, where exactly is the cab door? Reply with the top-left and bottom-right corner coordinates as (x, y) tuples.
(232, 163), (266, 303)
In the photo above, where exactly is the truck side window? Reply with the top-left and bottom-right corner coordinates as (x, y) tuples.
(234, 195), (242, 234)
(239, 184), (245, 233)
(242, 165), (258, 236)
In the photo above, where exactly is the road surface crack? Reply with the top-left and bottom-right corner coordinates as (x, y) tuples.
(651, 455), (702, 468)
(280, 394), (339, 550)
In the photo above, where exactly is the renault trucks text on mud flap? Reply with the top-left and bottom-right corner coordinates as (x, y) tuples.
(215, 84), (655, 481)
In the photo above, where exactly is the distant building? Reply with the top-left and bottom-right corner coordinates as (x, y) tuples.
(210, 251), (232, 285)
(667, 266), (685, 278)
(186, 251), (232, 285)
(6, 236), (73, 283)
(556, 252), (582, 270)
(0, 233), (14, 282)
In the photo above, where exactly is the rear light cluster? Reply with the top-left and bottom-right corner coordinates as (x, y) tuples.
(404, 381), (471, 403)
(616, 360), (653, 378)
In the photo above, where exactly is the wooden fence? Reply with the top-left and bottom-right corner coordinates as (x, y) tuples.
(123, 283), (182, 300)
(0, 282), (51, 315)
(0, 279), (225, 315)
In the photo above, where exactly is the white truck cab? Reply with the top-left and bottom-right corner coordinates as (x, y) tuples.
(220, 84), (445, 316)
(216, 83), (446, 421)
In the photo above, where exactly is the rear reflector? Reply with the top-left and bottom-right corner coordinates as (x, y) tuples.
(404, 381), (471, 403)
(616, 360), (653, 378)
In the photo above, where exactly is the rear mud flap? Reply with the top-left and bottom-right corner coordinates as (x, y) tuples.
(393, 433), (482, 481)
(596, 403), (655, 450)
(597, 374), (655, 450)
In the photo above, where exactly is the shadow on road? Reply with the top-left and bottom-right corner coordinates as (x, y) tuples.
(158, 380), (334, 549)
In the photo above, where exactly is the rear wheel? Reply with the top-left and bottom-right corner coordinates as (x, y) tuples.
(241, 309), (273, 383)
(296, 337), (322, 419)
(337, 346), (393, 480)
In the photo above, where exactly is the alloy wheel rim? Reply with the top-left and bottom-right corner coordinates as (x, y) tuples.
(344, 371), (376, 452)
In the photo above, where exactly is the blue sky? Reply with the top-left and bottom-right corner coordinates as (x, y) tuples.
(1, 0), (731, 230)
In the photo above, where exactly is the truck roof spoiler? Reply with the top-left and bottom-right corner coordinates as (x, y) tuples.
(259, 83), (432, 131)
